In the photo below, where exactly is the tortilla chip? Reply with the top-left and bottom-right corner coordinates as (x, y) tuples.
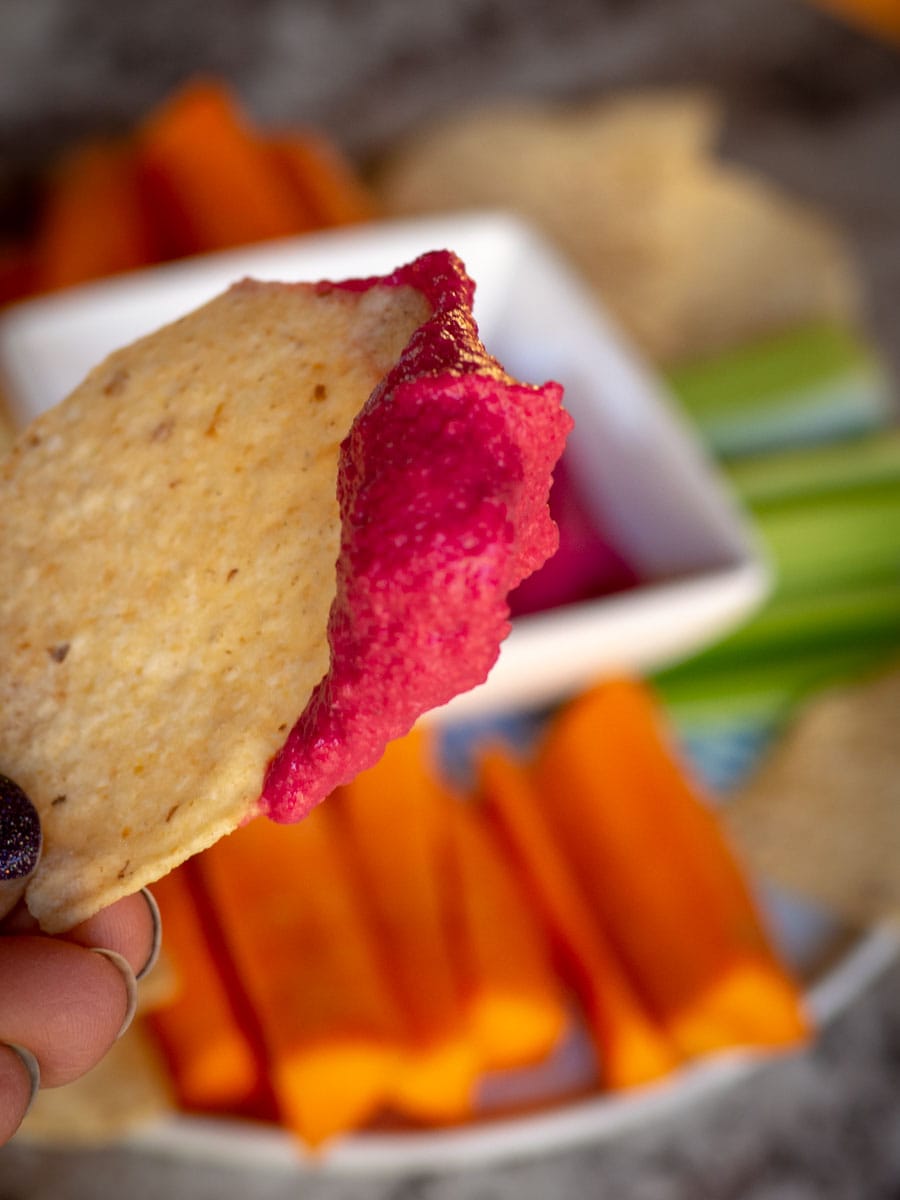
(18, 1020), (173, 1144)
(374, 91), (859, 364)
(724, 668), (900, 926)
(0, 252), (568, 933)
(135, 946), (180, 1014)
(0, 389), (14, 457)
(644, 162), (861, 363)
(0, 278), (425, 931)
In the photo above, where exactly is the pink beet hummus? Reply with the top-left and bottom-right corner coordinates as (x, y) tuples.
(261, 251), (571, 822)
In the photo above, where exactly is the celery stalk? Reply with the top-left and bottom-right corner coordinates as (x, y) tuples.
(666, 323), (893, 459)
(725, 430), (900, 509)
(675, 581), (900, 671)
(652, 425), (900, 725)
(757, 487), (900, 598)
(655, 646), (897, 730)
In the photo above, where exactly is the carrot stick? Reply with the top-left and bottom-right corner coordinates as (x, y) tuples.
(445, 800), (568, 1071)
(33, 139), (157, 291)
(197, 806), (406, 1147)
(532, 678), (810, 1057)
(812, 0), (900, 43)
(146, 867), (265, 1115)
(137, 80), (315, 256)
(330, 727), (479, 1123)
(268, 131), (378, 227)
(477, 747), (680, 1089)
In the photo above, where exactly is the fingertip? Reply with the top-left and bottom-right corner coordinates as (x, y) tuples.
(0, 777), (42, 925)
(64, 889), (160, 979)
(136, 888), (162, 981)
(0, 776), (42, 882)
(90, 949), (138, 1039)
(0, 937), (128, 1087)
(0, 1042), (39, 1146)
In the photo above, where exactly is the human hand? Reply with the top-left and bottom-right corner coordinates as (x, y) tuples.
(0, 776), (161, 1145)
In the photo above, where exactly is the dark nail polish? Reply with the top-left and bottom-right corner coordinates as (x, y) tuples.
(0, 776), (42, 881)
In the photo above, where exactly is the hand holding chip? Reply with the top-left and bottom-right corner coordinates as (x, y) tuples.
(0, 776), (161, 1145)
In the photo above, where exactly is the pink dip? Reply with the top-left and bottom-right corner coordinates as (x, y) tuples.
(260, 251), (571, 822)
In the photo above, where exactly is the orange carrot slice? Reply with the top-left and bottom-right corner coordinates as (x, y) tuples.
(445, 799), (568, 1071)
(146, 867), (265, 1114)
(33, 139), (156, 291)
(478, 747), (679, 1089)
(197, 807), (405, 1146)
(330, 727), (479, 1122)
(811, 0), (900, 42)
(268, 131), (378, 227)
(533, 678), (810, 1057)
(137, 79), (315, 255)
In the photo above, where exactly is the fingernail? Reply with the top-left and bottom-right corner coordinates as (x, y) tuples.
(3, 1042), (41, 1118)
(136, 887), (162, 982)
(90, 948), (138, 1040)
(0, 776), (42, 881)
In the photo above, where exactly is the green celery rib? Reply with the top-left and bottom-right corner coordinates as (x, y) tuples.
(726, 429), (900, 509)
(654, 645), (899, 730)
(654, 389), (900, 726)
(668, 323), (877, 417)
(673, 581), (900, 671)
(665, 322), (892, 457)
(756, 486), (900, 599)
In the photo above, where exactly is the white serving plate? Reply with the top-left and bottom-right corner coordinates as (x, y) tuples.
(118, 925), (900, 1175)
(0, 211), (768, 718)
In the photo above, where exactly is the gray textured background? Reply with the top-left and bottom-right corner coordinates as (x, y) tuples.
(0, 1), (898, 1196)
(1, 0), (899, 366)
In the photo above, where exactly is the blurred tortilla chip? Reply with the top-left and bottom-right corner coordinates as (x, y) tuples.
(724, 668), (900, 927)
(374, 89), (860, 364)
(136, 945), (179, 1014)
(19, 1020), (174, 1144)
(0, 391), (13, 456)
(645, 162), (860, 363)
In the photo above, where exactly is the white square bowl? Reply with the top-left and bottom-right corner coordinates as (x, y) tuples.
(0, 211), (768, 718)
